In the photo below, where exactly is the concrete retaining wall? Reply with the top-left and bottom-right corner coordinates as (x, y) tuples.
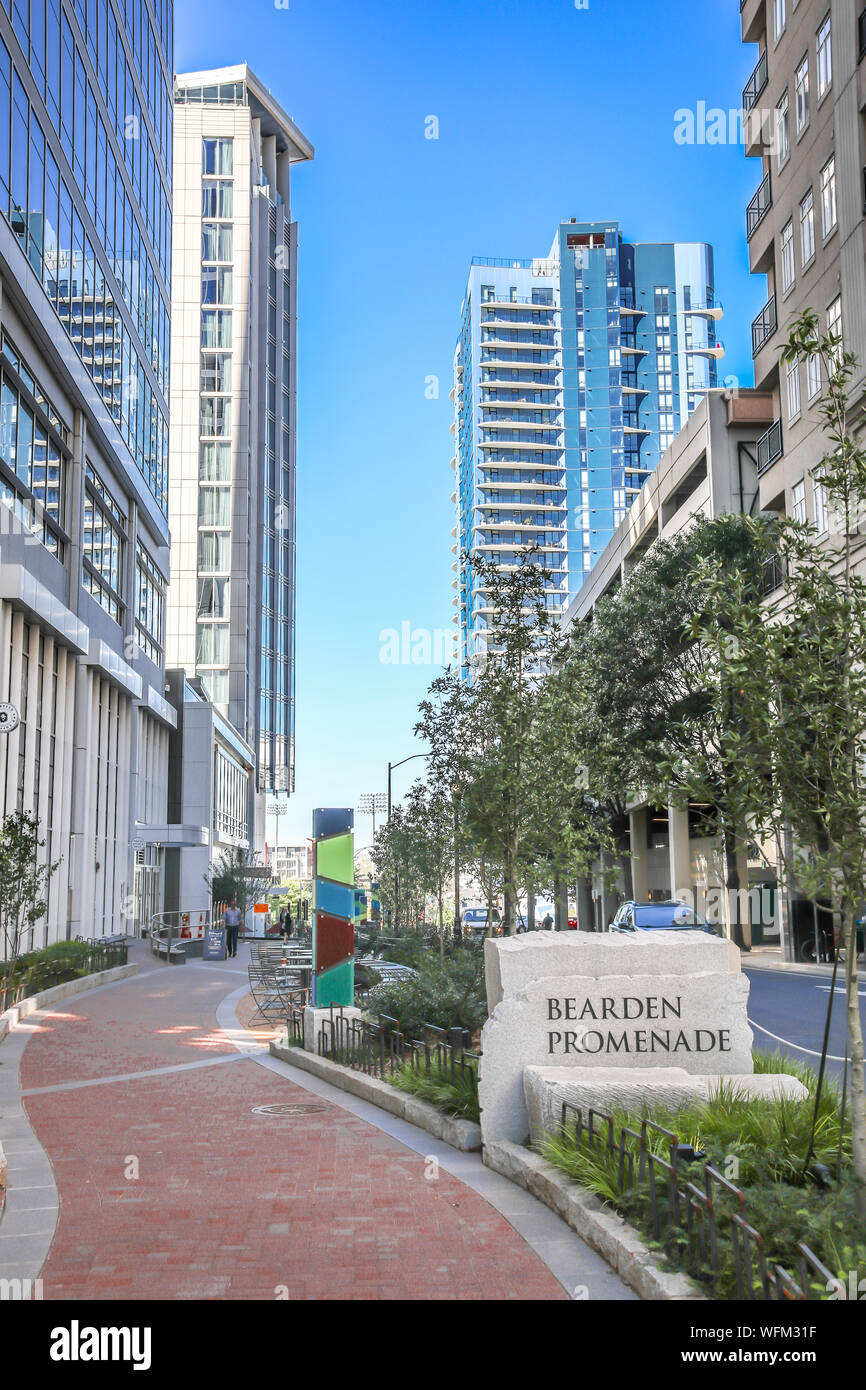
(483, 1139), (706, 1301)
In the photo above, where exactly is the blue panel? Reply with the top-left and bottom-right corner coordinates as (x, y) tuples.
(313, 807), (354, 840)
(315, 880), (354, 920)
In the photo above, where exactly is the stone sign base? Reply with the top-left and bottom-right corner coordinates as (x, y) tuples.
(524, 1065), (809, 1148)
(303, 1004), (362, 1055)
(479, 968), (754, 1144)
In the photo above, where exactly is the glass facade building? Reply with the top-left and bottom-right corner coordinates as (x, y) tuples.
(0, 0), (172, 512)
(0, 0), (178, 943)
(453, 223), (720, 674)
(167, 65), (312, 857)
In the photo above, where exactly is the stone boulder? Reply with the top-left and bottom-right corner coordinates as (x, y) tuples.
(484, 930), (741, 1014)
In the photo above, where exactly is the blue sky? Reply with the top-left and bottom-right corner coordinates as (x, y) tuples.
(175, 0), (767, 849)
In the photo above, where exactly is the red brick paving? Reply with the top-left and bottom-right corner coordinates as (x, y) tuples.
(20, 967), (566, 1300)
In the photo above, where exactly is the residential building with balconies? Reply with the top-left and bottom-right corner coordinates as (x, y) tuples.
(452, 223), (720, 675)
(741, 0), (866, 537)
(562, 387), (777, 939)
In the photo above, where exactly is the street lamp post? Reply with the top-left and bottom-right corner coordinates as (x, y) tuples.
(387, 751), (432, 818)
(385, 752), (432, 932)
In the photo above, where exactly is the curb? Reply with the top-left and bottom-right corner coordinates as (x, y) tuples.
(0, 1139), (5, 1221)
(744, 957), (838, 978)
(0, 963), (142, 1045)
(269, 1040), (482, 1152)
(482, 1139), (706, 1302)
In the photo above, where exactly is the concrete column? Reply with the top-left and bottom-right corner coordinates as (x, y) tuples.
(51, 645), (73, 941)
(668, 803), (692, 905)
(68, 663), (95, 939)
(629, 808), (649, 900)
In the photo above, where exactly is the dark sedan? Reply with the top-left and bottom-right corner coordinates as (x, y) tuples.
(608, 901), (720, 935)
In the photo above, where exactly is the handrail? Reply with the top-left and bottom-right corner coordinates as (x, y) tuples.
(149, 908), (211, 959)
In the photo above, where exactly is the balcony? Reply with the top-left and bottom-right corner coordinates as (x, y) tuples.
(740, 0), (765, 45)
(751, 295), (777, 357)
(761, 551), (785, 595)
(756, 419), (783, 476)
(743, 50), (768, 113)
(746, 173), (772, 240)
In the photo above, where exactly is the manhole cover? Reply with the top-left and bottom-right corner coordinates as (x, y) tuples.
(251, 1103), (328, 1116)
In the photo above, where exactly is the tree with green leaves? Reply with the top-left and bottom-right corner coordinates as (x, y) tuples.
(684, 309), (866, 1212)
(204, 846), (265, 922)
(452, 547), (560, 933)
(553, 516), (767, 942)
(0, 811), (60, 966)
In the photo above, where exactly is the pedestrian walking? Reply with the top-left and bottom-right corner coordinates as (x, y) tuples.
(223, 898), (242, 958)
(279, 905), (293, 942)
(542, 912), (554, 932)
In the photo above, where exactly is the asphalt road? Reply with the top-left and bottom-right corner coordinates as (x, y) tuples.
(744, 964), (866, 1083)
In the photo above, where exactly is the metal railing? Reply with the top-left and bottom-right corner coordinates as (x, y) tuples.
(560, 1104), (839, 1300)
(743, 50), (768, 112)
(752, 294), (777, 356)
(761, 550), (786, 595)
(746, 172), (773, 240)
(149, 908), (212, 960)
(756, 418), (783, 475)
(1, 940), (129, 1013)
(312, 1005), (480, 1090)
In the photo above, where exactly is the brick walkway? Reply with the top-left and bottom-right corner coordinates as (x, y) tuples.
(16, 955), (572, 1300)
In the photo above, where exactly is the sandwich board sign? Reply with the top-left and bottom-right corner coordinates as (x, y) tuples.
(203, 924), (227, 961)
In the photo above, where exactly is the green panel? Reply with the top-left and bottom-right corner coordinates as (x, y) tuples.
(316, 959), (354, 1008)
(317, 832), (354, 885)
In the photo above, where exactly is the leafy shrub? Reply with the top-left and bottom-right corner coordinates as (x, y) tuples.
(540, 1049), (864, 1298)
(389, 1059), (480, 1123)
(365, 952), (487, 1042)
(6, 939), (94, 977)
(353, 963), (382, 993)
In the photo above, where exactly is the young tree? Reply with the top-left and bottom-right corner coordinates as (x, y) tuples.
(403, 780), (455, 956)
(454, 548), (558, 933)
(686, 310), (866, 1212)
(0, 811), (60, 966)
(204, 846), (265, 921)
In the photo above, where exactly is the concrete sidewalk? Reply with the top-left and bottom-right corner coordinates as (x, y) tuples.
(745, 946), (844, 978)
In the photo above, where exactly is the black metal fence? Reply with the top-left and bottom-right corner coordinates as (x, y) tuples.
(560, 1103), (839, 1301)
(0, 941), (129, 1014)
(304, 1004), (480, 1091)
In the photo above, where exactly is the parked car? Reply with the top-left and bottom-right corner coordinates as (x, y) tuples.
(608, 900), (719, 935)
(461, 907), (502, 941)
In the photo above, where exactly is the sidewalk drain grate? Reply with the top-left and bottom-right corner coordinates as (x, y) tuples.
(251, 1103), (328, 1117)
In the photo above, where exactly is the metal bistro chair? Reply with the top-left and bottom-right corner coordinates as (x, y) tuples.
(247, 964), (288, 1025)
